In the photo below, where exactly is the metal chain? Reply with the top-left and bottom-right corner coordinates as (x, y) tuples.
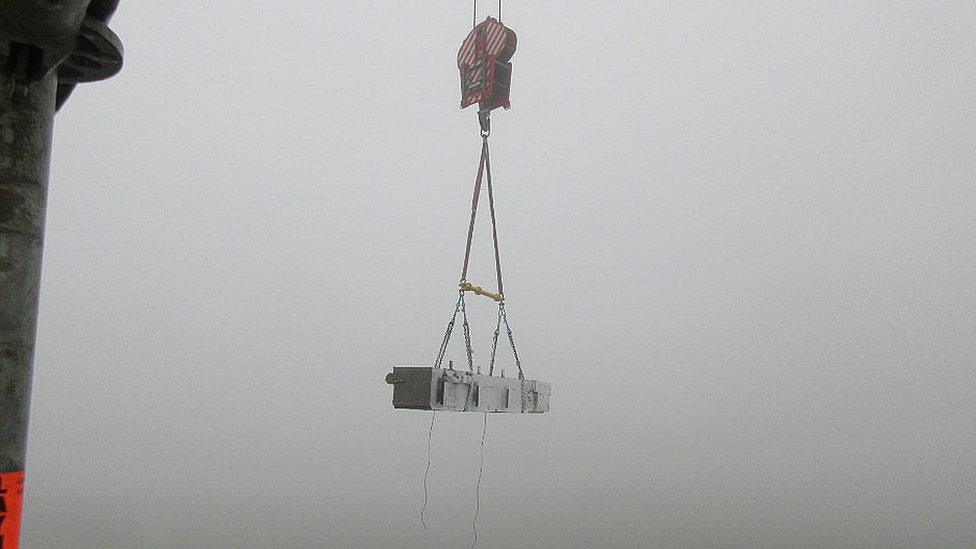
(487, 304), (503, 376)
(434, 292), (463, 369)
(434, 292), (478, 373)
(460, 293), (476, 372)
(500, 303), (524, 379)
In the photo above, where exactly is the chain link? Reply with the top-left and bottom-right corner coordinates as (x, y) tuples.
(487, 304), (503, 376)
(434, 292), (464, 369)
(460, 293), (476, 372)
(500, 303), (524, 379)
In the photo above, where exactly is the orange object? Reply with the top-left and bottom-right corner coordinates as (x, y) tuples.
(457, 16), (517, 111)
(0, 471), (24, 549)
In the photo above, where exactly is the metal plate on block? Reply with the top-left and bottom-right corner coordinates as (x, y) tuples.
(385, 366), (550, 414)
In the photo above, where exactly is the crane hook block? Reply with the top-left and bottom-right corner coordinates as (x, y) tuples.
(458, 16), (517, 113)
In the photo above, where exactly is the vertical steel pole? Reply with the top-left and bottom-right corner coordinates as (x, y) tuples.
(0, 48), (56, 547)
(0, 45), (57, 473)
(0, 3), (121, 546)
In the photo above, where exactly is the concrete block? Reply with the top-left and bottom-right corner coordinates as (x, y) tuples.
(385, 366), (550, 414)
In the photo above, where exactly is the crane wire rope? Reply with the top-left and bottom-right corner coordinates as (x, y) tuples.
(473, 0), (503, 28)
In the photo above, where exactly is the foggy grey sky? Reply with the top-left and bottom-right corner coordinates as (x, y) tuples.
(20, 2), (976, 547)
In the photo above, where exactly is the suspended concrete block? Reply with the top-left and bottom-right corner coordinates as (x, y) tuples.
(385, 367), (550, 414)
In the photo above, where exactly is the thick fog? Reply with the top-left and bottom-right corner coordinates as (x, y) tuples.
(21, 2), (976, 547)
